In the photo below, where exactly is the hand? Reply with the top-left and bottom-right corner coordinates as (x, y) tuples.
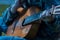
(42, 5), (60, 21)
(41, 5), (60, 18)
(41, 9), (51, 18)
(40, 8), (53, 22)
(53, 5), (60, 14)
(50, 5), (60, 19)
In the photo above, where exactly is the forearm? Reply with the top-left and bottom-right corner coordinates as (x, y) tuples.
(0, 7), (19, 33)
(2, 7), (18, 25)
(0, 17), (8, 33)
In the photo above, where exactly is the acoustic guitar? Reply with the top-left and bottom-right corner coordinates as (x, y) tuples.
(6, 6), (40, 39)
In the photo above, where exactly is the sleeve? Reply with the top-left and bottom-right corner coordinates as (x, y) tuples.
(0, 7), (19, 33)
(0, 36), (26, 40)
(2, 7), (19, 25)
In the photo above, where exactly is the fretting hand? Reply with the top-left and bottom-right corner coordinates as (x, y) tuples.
(52, 5), (60, 15)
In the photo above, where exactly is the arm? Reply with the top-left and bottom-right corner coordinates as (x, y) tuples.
(23, 9), (51, 25)
(0, 7), (18, 33)
(0, 0), (22, 33)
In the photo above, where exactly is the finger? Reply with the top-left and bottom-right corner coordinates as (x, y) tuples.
(54, 9), (60, 12)
(41, 10), (47, 16)
(54, 8), (60, 14)
(55, 5), (60, 9)
(53, 5), (60, 14)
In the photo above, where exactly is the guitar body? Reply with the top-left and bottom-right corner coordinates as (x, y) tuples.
(6, 7), (40, 39)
